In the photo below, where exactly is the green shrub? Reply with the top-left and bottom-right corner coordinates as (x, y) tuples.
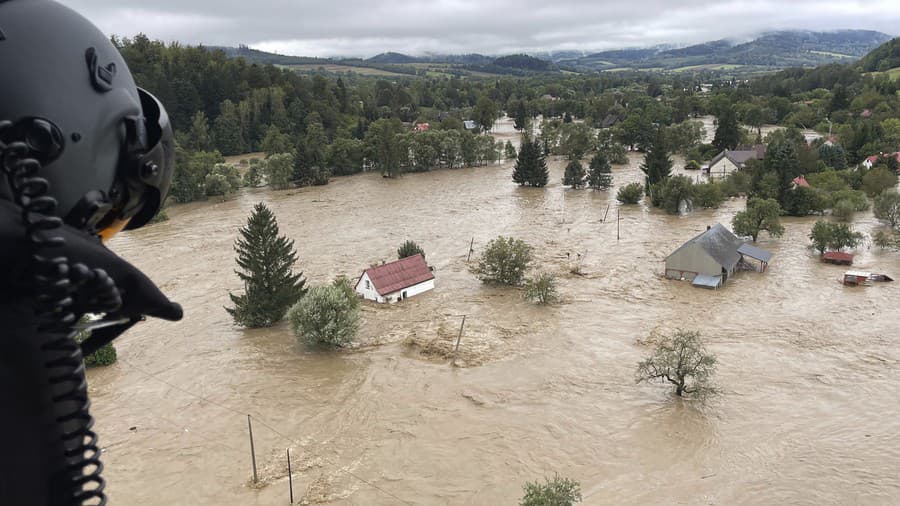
(616, 182), (644, 204)
(827, 189), (869, 212)
(398, 240), (425, 260)
(520, 474), (582, 506)
(524, 273), (559, 304)
(692, 181), (726, 208)
(472, 236), (532, 286)
(720, 171), (750, 197)
(862, 167), (898, 197)
(831, 199), (855, 221)
(650, 175), (694, 214)
(288, 284), (359, 347)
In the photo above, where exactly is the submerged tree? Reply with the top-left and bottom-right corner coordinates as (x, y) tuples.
(288, 280), (359, 347)
(712, 106), (741, 152)
(397, 240), (425, 260)
(808, 220), (863, 254)
(473, 236), (533, 286)
(636, 330), (717, 398)
(227, 203), (307, 328)
(513, 137), (549, 187)
(562, 160), (586, 189)
(640, 127), (673, 190)
(732, 198), (785, 242)
(587, 152), (613, 190)
(616, 183), (644, 204)
(520, 474), (582, 506)
(874, 191), (900, 228)
(505, 140), (517, 160)
(524, 273), (559, 304)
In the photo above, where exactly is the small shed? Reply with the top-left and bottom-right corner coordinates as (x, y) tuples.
(665, 224), (744, 284)
(738, 243), (773, 272)
(463, 120), (477, 130)
(822, 251), (854, 265)
(354, 254), (435, 303)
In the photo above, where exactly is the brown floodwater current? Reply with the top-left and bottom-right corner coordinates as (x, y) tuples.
(94, 119), (900, 504)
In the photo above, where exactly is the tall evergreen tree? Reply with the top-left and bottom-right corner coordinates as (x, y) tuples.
(563, 160), (586, 188)
(212, 99), (246, 155)
(640, 127), (673, 190)
(513, 137), (549, 187)
(183, 111), (211, 152)
(712, 106), (741, 152)
(587, 152), (613, 190)
(513, 100), (528, 131)
(227, 203), (307, 328)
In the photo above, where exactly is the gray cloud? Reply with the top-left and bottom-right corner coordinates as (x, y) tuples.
(59, 0), (900, 57)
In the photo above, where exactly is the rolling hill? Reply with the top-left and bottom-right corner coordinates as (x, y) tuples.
(209, 29), (892, 77)
(562, 30), (892, 71)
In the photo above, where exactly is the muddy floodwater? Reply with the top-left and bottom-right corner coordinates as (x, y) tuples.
(95, 121), (900, 505)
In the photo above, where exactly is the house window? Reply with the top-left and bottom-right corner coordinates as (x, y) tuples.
(365, 280), (370, 289)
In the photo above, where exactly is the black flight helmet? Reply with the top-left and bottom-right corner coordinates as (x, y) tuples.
(0, 0), (175, 239)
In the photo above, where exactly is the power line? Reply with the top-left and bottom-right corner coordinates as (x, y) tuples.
(118, 358), (414, 505)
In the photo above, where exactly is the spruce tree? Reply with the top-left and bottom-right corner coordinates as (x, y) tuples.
(712, 106), (741, 152)
(640, 127), (673, 190)
(513, 137), (549, 187)
(563, 160), (585, 188)
(513, 100), (528, 131)
(587, 152), (613, 190)
(227, 203), (307, 328)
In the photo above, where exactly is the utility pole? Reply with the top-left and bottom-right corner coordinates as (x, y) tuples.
(617, 209), (620, 242)
(287, 448), (294, 503)
(452, 315), (467, 366)
(247, 415), (258, 483)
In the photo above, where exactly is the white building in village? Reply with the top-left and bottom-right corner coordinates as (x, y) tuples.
(354, 254), (435, 303)
(705, 145), (766, 180)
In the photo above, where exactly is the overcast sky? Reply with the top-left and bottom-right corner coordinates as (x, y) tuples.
(60, 0), (900, 58)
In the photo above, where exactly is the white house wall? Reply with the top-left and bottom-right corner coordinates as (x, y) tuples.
(709, 158), (740, 180)
(355, 272), (384, 302)
(355, 274), (435, 304)
(385, 279), (435, 303)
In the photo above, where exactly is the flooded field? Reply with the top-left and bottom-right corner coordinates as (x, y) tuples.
(95, 121), (900, 504)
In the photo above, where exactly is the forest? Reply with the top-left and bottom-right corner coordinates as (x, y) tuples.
(114, 34), (900, 220)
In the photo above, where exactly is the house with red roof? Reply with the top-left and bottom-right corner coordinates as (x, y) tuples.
(792, 175), (810, 188)
(863, 152), (900, 169)
(354, 254), (435, 303)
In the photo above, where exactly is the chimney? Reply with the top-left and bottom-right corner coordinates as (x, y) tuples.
(707, 225), (711, 231)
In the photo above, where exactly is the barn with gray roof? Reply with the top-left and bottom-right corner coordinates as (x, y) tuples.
(665, 223), (771, 288)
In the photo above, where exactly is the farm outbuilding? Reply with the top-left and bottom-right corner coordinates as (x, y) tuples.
(822, 251), (854, 265)
(354, 254), (434, 304)
(738, 243), (773, 272)
(665, 224), (744, 285)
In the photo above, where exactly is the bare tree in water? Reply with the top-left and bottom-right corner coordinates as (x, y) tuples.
(636, 330), (717, 397)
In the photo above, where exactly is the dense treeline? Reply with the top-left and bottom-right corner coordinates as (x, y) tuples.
(116, 33), (900, 213)
(116, 34), (718, 203)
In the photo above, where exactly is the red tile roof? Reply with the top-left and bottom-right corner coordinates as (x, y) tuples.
(792, 175), (810, 188)
(361, 254), (433, 295)
(823, 251), (853, 262)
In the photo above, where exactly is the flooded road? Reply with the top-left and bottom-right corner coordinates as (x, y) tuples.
(94, 120), (900, 504)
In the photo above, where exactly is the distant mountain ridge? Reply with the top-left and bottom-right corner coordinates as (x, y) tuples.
(209, 29), (891, 75)
(560, 30), (892, 70)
